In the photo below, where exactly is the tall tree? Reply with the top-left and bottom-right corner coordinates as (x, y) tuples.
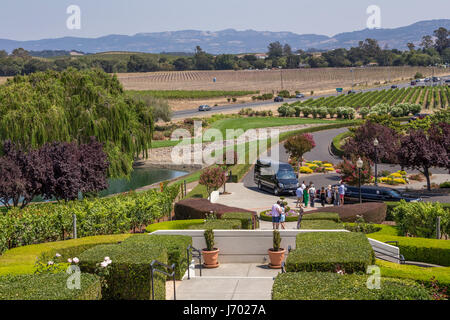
(267, 41), (283, 60)
(398, 123), (450, 191)
(421, 35), (434, 50)
(433, 27), (449, 54)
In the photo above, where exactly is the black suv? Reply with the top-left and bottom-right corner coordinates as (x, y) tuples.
(274, 96), (284, 102)
(337, 185), (422, 203)
(254, 159), (299, 196)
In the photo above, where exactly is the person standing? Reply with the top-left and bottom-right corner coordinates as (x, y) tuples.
(296, 185), (304, 208)
(303, 186), (309, 208)
(296, 206), (304, 229)
(271, 200), (282, 229)
(333, 186), (340, 206)
(280, 205), (286, 230)
(301, 181), (306, 190)
(338, 181), (346, 206)
(309, 184), (316, 208)
(326, 185), (333, 204)
(320, 187), (326, 207)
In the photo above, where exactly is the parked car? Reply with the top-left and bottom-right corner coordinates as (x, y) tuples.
(198, 105), (211, 111)
(254, 159), (299, 196)
(347, 90), (356, 94)
(410, 80), (416, 86)
(274, 96), (284, 102)
(424, 78), (431, 83)
(432, 77), (440, 82)
(295, 93), (305, 99)
(391, 85), (398, 89)
(408, 113), (429, 122)
(336, 185), (422, 203)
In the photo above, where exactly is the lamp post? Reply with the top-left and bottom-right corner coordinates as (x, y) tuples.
(356, 157), (363, 204)
(373, 138), (379, 186)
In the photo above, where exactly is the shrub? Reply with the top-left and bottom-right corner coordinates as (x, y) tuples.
(80, 242), (168, 300)
(302, 212), (340, 222)
(145, 220), (204, 233)
(0, 185), (179, 254)
(299, 220), (344, 229)
(0, 273), (102, 300)
(222, 212), (255, 229)
(199, 167), (226, 199)
(187, 219), (241, 230)
(122, 234), (192, 280)
(440, 181), (450, 188)
(174, 198), (256, 220)
(299, 166), (313, 174)
(392, 201), (449, 238)
(272, 272), (431, 300)
(286, 232), (375, 273)
(309, 202), (387, 224)
(336, 156), (373, 186)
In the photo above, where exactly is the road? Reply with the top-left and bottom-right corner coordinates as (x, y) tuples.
(242, 127), (450, 203)
(172, 76), (450, 120)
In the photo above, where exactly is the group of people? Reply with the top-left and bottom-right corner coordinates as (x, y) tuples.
(295, 181), (346, 208)
(270, 181), (346, 230)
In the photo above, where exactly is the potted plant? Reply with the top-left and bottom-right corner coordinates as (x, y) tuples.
(202, 229), (219, 268)
(268, 230), (286, 269)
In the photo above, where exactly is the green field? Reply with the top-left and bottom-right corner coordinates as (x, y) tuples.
(127, 90), (259, 100)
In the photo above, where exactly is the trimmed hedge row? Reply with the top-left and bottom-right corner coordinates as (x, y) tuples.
(122, 234), (192, 280)
(309, 202), (387, 224)
(299, 220), (344, 229)
(187, 219), (242, 230)
(80, 242), (168, 300)
(302, 212), (341, 222)
(286, 232), (375, 273)
(376, 260), (450, 292)
(0, 273), (102, 300)
(146, 220), (205, 233)
(0, 185), (179, 255)
(222, 212), (257, 229)
(272, 272), (431, 300)
(0, 234), (131, 276)
(174, 198), (257, 223)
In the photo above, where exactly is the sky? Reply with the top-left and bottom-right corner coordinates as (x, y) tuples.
(0, 0), (449, 40)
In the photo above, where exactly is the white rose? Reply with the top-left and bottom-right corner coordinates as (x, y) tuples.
(68, 258), (73, 263)
(55, 253), (61, 258)
(100, 261), (108, 268)
(73, 257), (79, 264)
(104, 257), (110, 261)
(47, 261), (54, 265)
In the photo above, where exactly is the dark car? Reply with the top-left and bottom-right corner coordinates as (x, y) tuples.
(274, 96), (284, 102)
(337, 185), (422, 203)
(410, 81), (416, 86)
(198, 105), (211, 111)
(254, 159), (299, 196)
(391, 85), (398, 89)
(347, 90), (356, 94)
(408, 113), (429, 122)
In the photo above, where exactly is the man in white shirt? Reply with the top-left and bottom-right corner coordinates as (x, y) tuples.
(296, 185), (304, 208)
(271, 200), (283, 230)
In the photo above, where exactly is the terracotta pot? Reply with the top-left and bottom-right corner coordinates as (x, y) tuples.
(268, 248), (286, 269)
(202, 248), (220, 268)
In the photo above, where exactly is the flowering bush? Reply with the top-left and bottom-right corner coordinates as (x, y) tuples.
(336, 157), (373, 186)
(300, 166), (314, 174)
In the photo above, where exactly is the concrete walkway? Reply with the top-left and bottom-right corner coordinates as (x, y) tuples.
(171, 263), (281, 300)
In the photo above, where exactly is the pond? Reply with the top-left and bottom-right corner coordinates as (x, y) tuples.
(99, 166), (188, 196)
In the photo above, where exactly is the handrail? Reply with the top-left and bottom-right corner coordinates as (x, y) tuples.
(281, 261), (286, 273)
(187, 244), (203, 279)
(373, 248), (405, 264)
(384, 241), (399, 247)
(150, 260), (177, 300)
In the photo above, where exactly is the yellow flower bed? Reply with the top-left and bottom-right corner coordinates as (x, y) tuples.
(300, 166), (314, 174)
(313, 160), (322, 164)
(325, 167), (335, 171)
(323, 163), (333, 168)
(389, 172), (403, 178)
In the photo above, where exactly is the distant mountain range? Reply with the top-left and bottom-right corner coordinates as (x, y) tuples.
(1, 19), (449, 54)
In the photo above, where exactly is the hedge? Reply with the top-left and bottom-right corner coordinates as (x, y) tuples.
(368, 233), (450, 267)
(272, 272), (431, 300)
(0, 273), (102, 300)
(174, 198), (256, 220)
(309, 202), (387, 224)
(0, 234), (131, 276)
(80, 242), (168, 300)
(0, 185), (179, 255)
(146, 220), (205, 233)
(299, 220), (344, 229)
(286, 232), (375, 273)
(376, 260), (450, 292)
(187, 219), (242, 230)
(259, 210), (299, 222)
(122, 234), (192, 280)
(222, 212), (258, 229)
(331, 130), (352, 157)
(302, 212), (341, 222)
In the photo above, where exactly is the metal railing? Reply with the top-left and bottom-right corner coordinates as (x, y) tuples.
(150, 260), (177, 300)
(186, 245), (202, 279)
(373, 248), (405, 264)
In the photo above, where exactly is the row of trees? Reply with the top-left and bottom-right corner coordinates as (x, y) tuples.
(0, 139), (108, 208)
(342, 112), (450, 190)
(1, 27), (447, 75)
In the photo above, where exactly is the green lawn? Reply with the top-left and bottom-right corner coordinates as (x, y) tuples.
(209, 117), (334, 137)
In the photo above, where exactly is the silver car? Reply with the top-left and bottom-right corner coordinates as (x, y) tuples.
(198, 105), (211, 111)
